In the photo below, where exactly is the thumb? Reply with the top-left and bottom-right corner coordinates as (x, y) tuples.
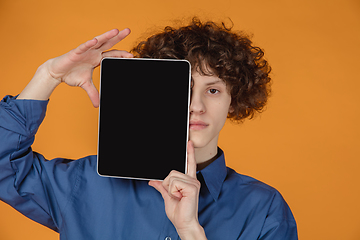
(149, 181), (170, 200)
(81, 81), (99, 108)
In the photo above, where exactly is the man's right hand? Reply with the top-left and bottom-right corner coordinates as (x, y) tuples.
(18, 28), (133, 107)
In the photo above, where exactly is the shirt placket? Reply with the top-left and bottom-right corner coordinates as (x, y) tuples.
(160, 217), (180, 240)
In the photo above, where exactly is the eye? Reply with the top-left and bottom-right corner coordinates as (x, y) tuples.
(208, 89), (219, 94)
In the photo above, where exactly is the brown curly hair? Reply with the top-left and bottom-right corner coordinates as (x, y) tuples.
(131, 18), (272, 122)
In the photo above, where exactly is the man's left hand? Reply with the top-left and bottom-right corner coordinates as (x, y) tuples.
(149, 141), (207, 240)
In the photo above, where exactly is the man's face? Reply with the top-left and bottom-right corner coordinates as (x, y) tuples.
(189, 70), (232, 151)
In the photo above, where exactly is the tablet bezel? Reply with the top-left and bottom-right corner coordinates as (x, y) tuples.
(97, 57), (191, 181)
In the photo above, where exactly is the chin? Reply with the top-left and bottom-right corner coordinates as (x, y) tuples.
(189, 134), (212, 149)
(190, 139), (206, 149)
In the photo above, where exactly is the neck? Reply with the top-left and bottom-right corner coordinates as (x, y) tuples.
(194, 138), (219, 171)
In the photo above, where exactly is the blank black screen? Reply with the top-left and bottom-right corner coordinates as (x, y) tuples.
(97, 58), (191, 180)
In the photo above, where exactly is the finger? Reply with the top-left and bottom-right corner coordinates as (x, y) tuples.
(76, 38), (98, 54)
(149, 180), (171, 200)
(168, 178), (189, 199)
(163, 171), (199, 199)
(96, 28), (131, 51)
(163, 173), (183, 199)
(186, 140), (197, 178)
(80, 81), (99, 108)
(92, 29), (120, 49)
(74, 29), (119, 54)
(101, 50), (134, 58)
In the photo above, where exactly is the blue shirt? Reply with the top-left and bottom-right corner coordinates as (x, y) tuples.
(0, 95), (298, 240)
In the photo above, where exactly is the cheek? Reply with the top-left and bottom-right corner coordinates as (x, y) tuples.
(211, 102), (231, 128)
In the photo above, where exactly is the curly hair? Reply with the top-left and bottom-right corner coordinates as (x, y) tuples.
(131, 18), (272, 122)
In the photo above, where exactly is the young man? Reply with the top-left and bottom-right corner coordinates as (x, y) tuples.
(0, 19), (298, 239)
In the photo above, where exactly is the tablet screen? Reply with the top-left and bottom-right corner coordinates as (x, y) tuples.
(97, 58), (191, 180)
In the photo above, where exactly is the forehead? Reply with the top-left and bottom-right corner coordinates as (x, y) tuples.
(191, 70), (226, 86)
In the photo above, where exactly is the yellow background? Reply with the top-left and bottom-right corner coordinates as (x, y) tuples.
(1, 0), (360, 239)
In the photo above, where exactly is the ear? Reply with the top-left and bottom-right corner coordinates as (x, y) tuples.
(228, 105), (235, 114)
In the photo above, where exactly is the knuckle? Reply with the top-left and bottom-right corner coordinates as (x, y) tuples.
(169, 170), (181, 175)
(194, 180), (201, 189)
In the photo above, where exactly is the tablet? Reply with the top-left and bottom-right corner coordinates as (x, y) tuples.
(97, 58), (191, 181)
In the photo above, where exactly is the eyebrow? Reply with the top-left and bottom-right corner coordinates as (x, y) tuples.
(205, 80), (223, 86)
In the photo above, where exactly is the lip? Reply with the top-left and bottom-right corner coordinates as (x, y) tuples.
(189, 120), (209, 130)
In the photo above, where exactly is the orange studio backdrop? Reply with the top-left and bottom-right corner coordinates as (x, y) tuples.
(1, 0), (360, 239)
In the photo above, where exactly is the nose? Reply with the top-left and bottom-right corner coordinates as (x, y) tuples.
(189, 90), (205, 114)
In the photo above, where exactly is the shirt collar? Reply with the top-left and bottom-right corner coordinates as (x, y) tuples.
(198, 147), (227, 201)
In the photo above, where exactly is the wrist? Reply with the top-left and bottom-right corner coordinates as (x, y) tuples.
(18, 61), (61, 100)
(178, 222), (207, 240)
(39, 59), (62, 87)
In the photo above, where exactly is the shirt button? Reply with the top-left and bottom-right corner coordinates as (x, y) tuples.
(165, 237), (171, 240)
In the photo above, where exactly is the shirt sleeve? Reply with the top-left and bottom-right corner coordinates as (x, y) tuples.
(258, 191), (298, 240)
(0, 95), (81, 232)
